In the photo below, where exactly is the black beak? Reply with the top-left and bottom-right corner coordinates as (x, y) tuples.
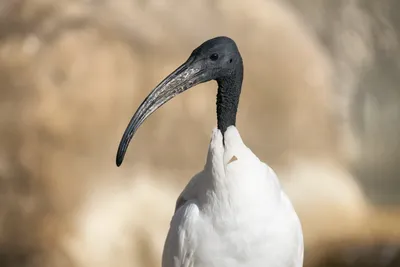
(116, 57), (207, 166)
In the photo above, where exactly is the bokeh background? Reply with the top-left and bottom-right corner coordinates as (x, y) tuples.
(0, 0), (400, 266)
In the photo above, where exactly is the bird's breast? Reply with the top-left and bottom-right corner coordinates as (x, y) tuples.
(191, 176), (302, 267)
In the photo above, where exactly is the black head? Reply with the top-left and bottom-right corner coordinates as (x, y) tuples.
(189, 36), (242, 80)
(116, 36), (243, 167)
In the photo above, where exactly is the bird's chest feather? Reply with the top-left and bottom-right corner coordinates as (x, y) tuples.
(194, 215), (268, 266)
(190, 175), (299, 267)
(194, 211), (296, 267)
(194, 207), (300, 267)
(192, 195), (288, 267)
(183, 145), (302, 267)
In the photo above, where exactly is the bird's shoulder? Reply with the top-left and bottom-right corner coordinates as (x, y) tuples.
(174, 171), (206, 213)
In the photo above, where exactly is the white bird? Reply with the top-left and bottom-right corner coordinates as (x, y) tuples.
(116, 36), (304, 267)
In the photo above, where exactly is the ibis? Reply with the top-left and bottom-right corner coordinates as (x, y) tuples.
(116, 36), (304, 267)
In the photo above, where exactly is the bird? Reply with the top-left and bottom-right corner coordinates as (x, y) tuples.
(116, 36), (304, 267)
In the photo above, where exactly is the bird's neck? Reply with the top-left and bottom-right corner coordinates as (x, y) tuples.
(216, 61), (243, 135)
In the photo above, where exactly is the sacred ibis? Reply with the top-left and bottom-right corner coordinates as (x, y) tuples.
(116, 36), (304, 267)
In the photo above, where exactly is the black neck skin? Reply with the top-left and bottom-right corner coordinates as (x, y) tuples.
(216, 60), (244, 135)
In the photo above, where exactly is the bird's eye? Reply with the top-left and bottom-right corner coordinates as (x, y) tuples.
(209, 53), (219, 61)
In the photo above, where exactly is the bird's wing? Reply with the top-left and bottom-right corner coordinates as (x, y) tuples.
(162, 199), (199, 267)
(294, 228), (304, 267)
(281, 192), (304, 267)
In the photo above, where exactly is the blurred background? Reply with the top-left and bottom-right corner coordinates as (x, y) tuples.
(0, 0), (399, 266)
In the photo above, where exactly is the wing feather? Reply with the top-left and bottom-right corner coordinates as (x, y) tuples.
(162, 200), (199, 267)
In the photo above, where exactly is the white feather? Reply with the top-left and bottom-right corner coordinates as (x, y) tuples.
(162, 126), (304, 267)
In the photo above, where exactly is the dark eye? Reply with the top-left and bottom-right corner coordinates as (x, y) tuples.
(209, 53), (219, 61)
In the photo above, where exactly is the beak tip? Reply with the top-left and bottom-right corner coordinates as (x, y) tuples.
(116, 154), (123, 167)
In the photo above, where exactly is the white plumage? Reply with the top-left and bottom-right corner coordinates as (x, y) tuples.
(162, 126), (304, 267)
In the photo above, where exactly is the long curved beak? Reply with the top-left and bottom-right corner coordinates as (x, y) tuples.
(116, 57), (206, 166)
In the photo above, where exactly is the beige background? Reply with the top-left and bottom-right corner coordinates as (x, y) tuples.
(0, 0), (399, 266)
